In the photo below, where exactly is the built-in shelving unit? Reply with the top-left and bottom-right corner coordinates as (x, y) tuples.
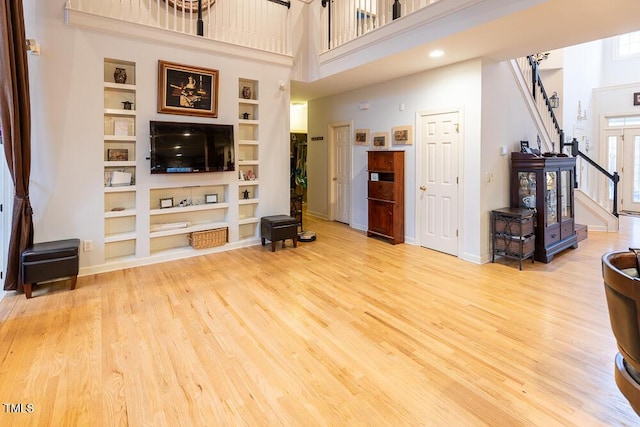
(103, 58), (137, 262)
(238, 78), (260, 240)
(149, 185), (229, 255)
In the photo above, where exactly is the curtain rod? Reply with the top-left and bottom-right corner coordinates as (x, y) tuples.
(267, 0), (291, 8)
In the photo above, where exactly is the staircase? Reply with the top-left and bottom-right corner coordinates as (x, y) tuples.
(511, 56), (619, 233)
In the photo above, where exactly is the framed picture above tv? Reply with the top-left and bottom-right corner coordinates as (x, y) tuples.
(158, 60), (219, 118)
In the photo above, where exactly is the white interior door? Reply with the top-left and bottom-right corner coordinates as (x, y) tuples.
(418, 111), (459, 255)
(622, 128), (640, 213)
(332, 124), (350, 224)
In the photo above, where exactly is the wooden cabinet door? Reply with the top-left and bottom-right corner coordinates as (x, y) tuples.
(368, 200), (394, 236)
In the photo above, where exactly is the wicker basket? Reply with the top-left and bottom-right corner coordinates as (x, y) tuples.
(189, 227), (228, 249)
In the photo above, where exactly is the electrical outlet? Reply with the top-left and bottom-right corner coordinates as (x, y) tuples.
(83, 240), (93, 252)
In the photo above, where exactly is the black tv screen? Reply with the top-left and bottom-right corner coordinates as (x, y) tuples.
(150, 121), (235, 173)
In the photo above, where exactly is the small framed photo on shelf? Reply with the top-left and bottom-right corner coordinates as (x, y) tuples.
(107, 149), (128, 161)
(372, 132), (389, 149)
(371, 172), (379, 182)
(392, 125), (412, 145)
(113, 119), (129, 136)
(160, 197), (174, 209)
(205, 194), (218, 204)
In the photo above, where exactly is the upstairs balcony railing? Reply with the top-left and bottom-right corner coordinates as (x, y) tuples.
(321, 0), (440, 52)
(65, 0), (292, 55)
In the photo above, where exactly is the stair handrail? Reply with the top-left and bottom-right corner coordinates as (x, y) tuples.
(521, 56), (620, 217)
(527, 55), (564, 151)
(562, 137), (620, 217)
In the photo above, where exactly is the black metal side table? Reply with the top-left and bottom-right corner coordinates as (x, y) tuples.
(491, 207), (536, 270)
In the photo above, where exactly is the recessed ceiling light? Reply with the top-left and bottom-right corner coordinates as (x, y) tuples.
(429, 50), (444, 58)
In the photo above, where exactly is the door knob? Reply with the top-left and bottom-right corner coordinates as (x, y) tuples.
(332, 177), (337, 181)
(420, 185), (427, 191)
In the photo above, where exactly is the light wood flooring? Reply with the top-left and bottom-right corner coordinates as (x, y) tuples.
(1, 215), (639, 426)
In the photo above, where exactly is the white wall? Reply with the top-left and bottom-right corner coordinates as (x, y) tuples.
(23, 1), (291, 272)
(479, 59), (539, 261)
(307, 59), (537, 262)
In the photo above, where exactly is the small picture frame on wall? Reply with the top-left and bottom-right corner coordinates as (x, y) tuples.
(205, 194), (218, 204)
(160, 197), (174, 209)
(354, 128), (370, 146)
(634, 92), (640, 106)
(372, 131), (389, 149)
(392, 125), (412, 145)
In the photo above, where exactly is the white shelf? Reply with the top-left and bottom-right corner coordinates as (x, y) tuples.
(150, 221), (229, 239)
(238, 198), (259, 205)
(104, 108), (136, 116)
(238, 139), (259, 145)
(104, 82), (136, 91)
(104, 135), (136, 142)
(105, 161), (135, 168)
(104, 208), (137, 218)
(238, 180), (259, 186)
(105, 185), (136, 193)
(149, 203), (230, 216)
(239, 119), (258, 125)
(105, 232), (137, 243)
(238, 98), (259, 105)
(238, 160), (259, 166)
(238, 217), (259, 225)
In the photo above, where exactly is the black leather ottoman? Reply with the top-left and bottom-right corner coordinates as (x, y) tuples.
(21, 239), (80, 299)
(261, 215), (298, 252)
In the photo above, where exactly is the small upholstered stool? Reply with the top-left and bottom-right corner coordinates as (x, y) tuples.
(21, 239), (80, 299)
(261, 215), (298, 252)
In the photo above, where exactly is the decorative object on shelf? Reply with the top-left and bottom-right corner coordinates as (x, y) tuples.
(372, 131), (390, 149)
(242, 112), (250, 120)
(246, 170), (255, 180)
(242, 86), (251, 99)
(577, 100), (587, 120)
(114, 67), (127, 84)
(121, 101), (134, 110)
(243, 189), (250, 199)
(161, 0), (216, 12)
(160, 197), (174, 209)
(392, 125), (412, 145)
(158, 60), (219, 118)
(393, 0), (401, 19)
(549, 91), (559, 108)
(634, 92), (640, 106)
(107, 149), (128, 161)
(531, 52), (550, 63)
(354, 128), (370, 146)
(205, 194), (218, 203)
(522, 195), (536, 208)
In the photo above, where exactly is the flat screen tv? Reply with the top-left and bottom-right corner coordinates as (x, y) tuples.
(150, 121), (235, 174)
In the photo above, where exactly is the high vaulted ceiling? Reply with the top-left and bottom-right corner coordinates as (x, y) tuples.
(291, 0), (640, 103)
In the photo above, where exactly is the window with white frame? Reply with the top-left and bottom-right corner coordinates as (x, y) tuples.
(615, 31), (640, 59)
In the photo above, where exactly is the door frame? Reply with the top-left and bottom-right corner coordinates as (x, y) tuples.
(415, 107), (464, 257)
(327, 121), (352, 223)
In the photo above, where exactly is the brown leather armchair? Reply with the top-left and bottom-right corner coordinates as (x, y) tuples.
(602, 250), (640, 416)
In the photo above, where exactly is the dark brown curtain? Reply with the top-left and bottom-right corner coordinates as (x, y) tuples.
(0, 0), (33, 291)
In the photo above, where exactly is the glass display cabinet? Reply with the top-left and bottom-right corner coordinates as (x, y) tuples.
(510, 152), (578, 263)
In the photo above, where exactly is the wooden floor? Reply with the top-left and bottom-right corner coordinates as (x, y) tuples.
(1, 215), (639, 426)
